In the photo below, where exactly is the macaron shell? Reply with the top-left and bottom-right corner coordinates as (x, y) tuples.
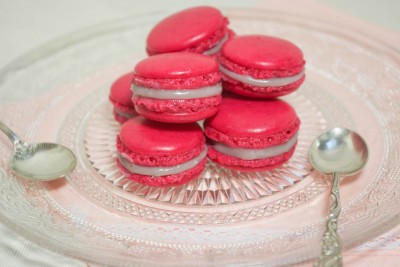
(109, 72), (138, 123)
(146, 6), (226, 55)
(198, 27), (233, 55)
(109, 72), (135, 107)
(117, 117), (204, 166)
(117, 157), (206, 187)
(220, 35), (305, 79)
(204, 95), (300, 148)
(207, 143), (297, 171)
(133, 95), (221, 123)
(134, 52), (219, 80)
(133, 72), (220, 90)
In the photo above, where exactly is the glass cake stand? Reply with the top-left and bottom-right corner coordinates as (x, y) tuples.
(0, 8), (399, 267)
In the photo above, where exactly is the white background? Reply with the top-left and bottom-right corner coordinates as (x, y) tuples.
(1, 0), (399, 69)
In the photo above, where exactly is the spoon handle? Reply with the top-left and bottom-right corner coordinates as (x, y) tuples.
(314, 172), (343, 267)
(0, 121), (22, 145)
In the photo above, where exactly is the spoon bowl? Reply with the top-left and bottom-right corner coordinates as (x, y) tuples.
(309, 127), (368, 175)
(0, 122), (77, 181)
(309, 127), (368, 267)
(10, 143), (76, 181)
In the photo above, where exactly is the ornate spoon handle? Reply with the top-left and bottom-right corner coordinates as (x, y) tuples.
(0, 121), (34, 159)
(0, 121), (21, 145)
(314, 172), (343, 267)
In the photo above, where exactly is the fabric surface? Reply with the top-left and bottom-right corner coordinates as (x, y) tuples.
(0, 223), (86, 267)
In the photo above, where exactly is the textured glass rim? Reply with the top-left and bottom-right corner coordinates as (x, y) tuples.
(0, 7), (399, 266)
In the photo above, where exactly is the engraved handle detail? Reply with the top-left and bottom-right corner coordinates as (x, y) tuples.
(0, 121), (21, 145)
(0, 121), (34, 160)
(314, 172), (343, 267)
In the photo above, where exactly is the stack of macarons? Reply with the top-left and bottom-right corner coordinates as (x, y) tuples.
(109, 6), (305, 187)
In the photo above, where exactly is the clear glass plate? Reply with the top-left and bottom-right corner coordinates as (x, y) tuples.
(0, 8), (399, 267)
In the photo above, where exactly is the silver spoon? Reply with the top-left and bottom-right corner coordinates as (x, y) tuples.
(309, 127), (368, 267)
(0, 121), (76, 181)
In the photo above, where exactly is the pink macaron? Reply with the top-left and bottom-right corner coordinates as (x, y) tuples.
(146, 6), (233, 56)
(109, 72), (138, 124)
(218, 35), (306, 98)
(116, 117), (207, 187)
(204, 94), (300, 171)
(132, 52), (222, 123)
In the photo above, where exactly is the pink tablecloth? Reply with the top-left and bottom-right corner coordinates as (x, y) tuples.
(346, 226), (400, 265)
(294, 224), (400, 266)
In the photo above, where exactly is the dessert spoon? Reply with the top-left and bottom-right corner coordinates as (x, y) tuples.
(309, 127), (368, 267)
(0, 121), (76, 181)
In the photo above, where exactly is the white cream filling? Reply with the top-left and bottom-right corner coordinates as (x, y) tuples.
(203, 34), (229, 56)
(117, 147), (207, 177)
(131, 84), (222, 99)
(220, 65), (305, 87)
(211, 133), (298, 160)
(114, 108), (135, 119)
